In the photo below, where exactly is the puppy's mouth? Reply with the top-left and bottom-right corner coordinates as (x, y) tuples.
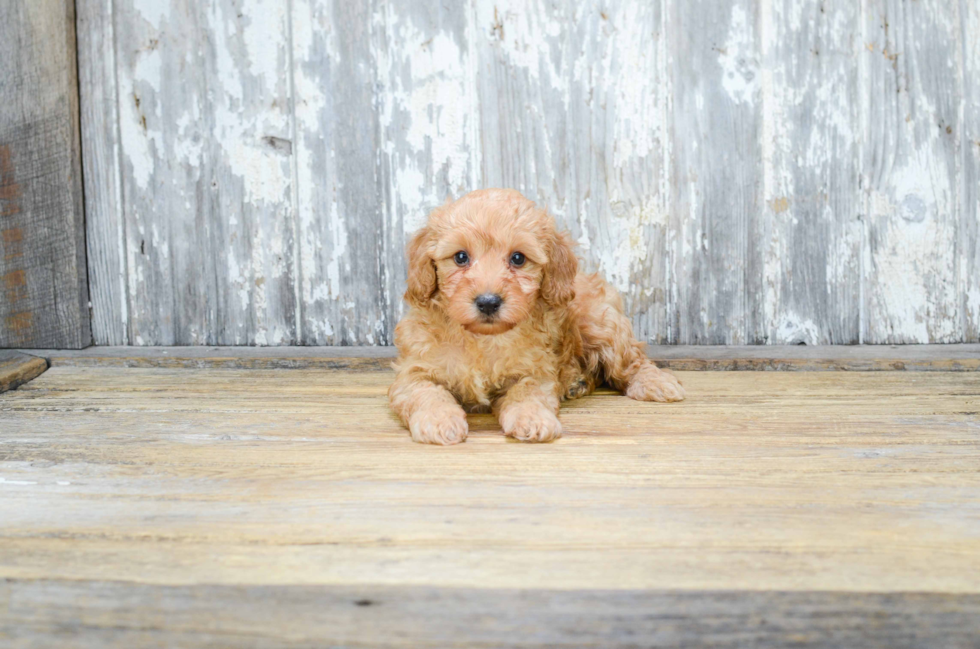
(464, 316), (516, 335)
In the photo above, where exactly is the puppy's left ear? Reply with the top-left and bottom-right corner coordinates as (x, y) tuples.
(541, 227), (578, 306)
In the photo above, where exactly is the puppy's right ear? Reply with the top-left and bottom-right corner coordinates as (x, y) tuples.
(405, 225), (437, 307)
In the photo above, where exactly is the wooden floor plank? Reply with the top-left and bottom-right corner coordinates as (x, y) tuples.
(0, 351), (47, 393)
(3, 581), (979, 649)
(1, 367), (979, 645)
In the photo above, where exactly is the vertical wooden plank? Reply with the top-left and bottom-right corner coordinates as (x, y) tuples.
(472, 0), (671, 342)
(114, 0), (296, 345)
(962, 0), (980, 342)
(862, 0), (962, 343)
(0, 0), (90, 349)
(292, 0), (386, 345)
(760, 0), (862, 344)
(203, 0), (296, 346)
(668, 0), (764, 344)
(378, 1), (482, 342)
(568, 1), (671, 343)
(113, 1), (199, 345)
(77, 0), (128, 345)
(472, 0), (568, 213)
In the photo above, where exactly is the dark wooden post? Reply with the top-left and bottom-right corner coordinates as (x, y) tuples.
(0, 0), (90, 349)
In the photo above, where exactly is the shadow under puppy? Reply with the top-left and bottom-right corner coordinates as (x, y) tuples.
(389, 189), (685, 445)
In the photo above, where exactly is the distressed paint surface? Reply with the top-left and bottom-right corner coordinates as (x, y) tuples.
(761, 0), (862, 344)
(670, 0), (764, 344)
(110, 0), (297, 346)
(293, 0), (388, 345)
(378, 1), (482, 336)
(862, 0), (962, 344)
(963, 0), (980, 342)
(81, 0), (980, 345)
(474, 1), (673, 342)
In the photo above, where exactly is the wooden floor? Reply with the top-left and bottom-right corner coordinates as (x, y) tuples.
(2, 365), (980, 647)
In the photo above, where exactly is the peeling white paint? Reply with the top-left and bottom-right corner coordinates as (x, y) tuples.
(381, 9), (480, 234)
(603, 198), (667, 294)
(475, 0), (568, 96)
(131, 0), (168, 27)
(719, 5), (759, 105)
(240, 0), (287, 83)
(118, 51), (161, 191)
(775, 312), (821, 345)
(210, 3), (291, 207)
(608, 2), (660, 168)
(869, 148), (958, 342)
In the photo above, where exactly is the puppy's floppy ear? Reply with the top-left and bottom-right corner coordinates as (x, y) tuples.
(541, 227), (578, 306)
(405, 225), (437, 307)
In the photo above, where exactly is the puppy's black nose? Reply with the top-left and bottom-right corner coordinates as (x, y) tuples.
(475, 293), (503, 316)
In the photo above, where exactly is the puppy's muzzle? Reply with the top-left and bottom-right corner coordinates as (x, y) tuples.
(475, 293), (503, 317)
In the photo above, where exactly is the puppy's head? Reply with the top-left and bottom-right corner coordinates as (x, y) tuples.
(405, 189), (577, 335)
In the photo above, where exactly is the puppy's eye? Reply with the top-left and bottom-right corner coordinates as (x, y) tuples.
(509, 252), (526, 267)
(453, 251), (469, 266)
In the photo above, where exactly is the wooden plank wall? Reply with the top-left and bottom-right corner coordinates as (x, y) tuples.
(78, 0), (979, 346)
(0, 0), (89, 349)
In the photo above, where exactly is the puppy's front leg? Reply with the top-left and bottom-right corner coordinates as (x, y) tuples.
(389, 372), (468, 445)
(494, 378), (562, 443)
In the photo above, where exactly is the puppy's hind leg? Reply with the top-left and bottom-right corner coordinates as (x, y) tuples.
(559, 362), (597, 401)
(575, 276), (685, 403)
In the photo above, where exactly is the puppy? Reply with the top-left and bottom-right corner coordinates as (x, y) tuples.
(389, 189), (685, 445)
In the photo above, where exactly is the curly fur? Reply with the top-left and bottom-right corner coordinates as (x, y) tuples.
(389, 189), (685, 445)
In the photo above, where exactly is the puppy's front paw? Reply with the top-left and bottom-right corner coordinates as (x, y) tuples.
(500, 403), (562, 443)
(409, 408), (468, 445)
(626, 364), (686, 402)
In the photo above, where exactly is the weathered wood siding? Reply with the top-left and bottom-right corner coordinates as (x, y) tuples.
(80, 0), (980, 345)
(0, 0), (89, 349)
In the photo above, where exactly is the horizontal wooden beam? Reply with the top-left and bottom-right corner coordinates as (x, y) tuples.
(648, 344), (980, 371)
(18, 344), (980, 371)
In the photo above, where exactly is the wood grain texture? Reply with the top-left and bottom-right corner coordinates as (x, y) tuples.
(3, 582), (979, 648)
(77, 0), (127, 346)
(475, 0), (671, 343)
(293, 0), (388, 345)
(862, 0), (963, 343)
(0, 351), (47, 393)
(761, 0), (862, 344)
(18, 344), (980, 371)
(963, 0), (980, 343)
(0, 0), (89, 349)
(79, 0), (980, 346)
(0, 367), (979, 644)
(110, 0), (297, 346)
(669, 0), (764, 344)
(378, 1), (481, 340)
